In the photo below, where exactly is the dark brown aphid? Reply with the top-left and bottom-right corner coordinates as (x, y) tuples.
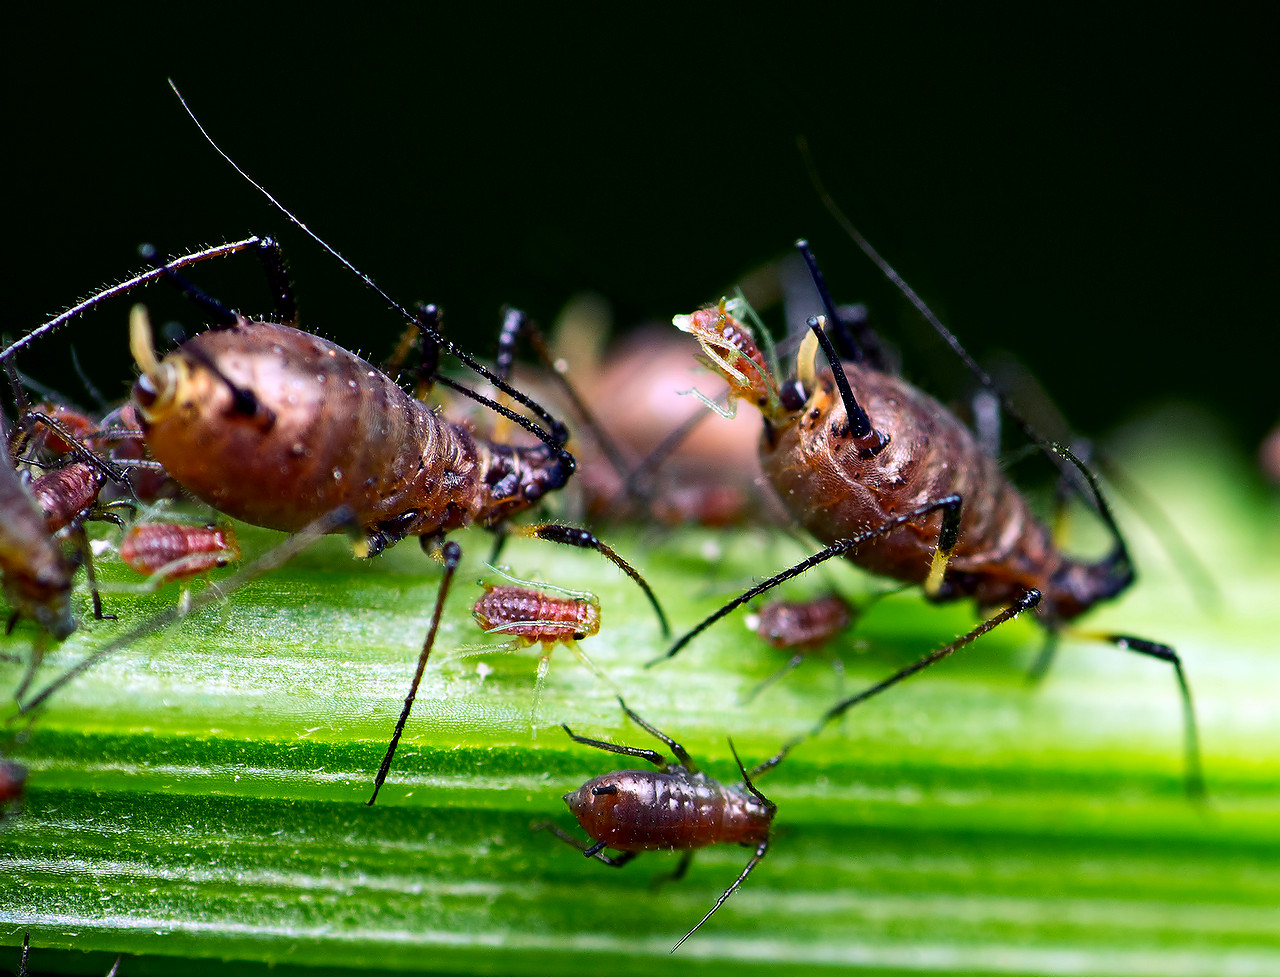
(536, 698), (777, 953)
(119, 522), (240, 581)
(659, 240), (1203, 798)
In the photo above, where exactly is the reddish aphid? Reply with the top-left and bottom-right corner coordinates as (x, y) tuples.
(536, 698), (778, 953)
(660, 239), (1203, 798)
(470, 571), (609, 731)
(742, 593), (855, 702)
(119, 522), (240, 581)
(1, 758), (27, 811)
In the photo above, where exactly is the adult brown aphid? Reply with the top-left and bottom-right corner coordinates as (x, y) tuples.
(657, 239), (1203, 798)
(119, 522), (240, 581)
(1, 83), (669, 803)
(536, 698), (777, 953)
(1, 454), (76, 644)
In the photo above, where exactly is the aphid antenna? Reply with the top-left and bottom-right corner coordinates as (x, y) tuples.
(798, 140), (1131, 562)
(167, 81), (574, 467)
(481, 563), (598, 603)
(0, 237), (264, 363)
(12, 505), (359, 717)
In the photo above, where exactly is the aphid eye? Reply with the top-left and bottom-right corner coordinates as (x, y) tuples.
(132, 374), (160, 409)
(779, 379), (806, 411)
(591, 784), (619, 796)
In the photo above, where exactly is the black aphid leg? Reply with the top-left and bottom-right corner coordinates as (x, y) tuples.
(670, 839), (770, 953)
(368, 540), (463, 805)
(138, 244), (241, 327)
(560, 723), (667, 769)
(534, 821), (640, 868)
(650, 850), (695, 889)
(1091, 632), (1204, 801)
(1026, 631), (1060, 684)
(523, 524), (668, 637)
(617, 696), (697, 771)
(255, 236), (298, 327)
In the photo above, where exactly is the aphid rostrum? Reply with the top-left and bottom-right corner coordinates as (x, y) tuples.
(536, 698), (780, 953)
(657, 237), (1203, 798)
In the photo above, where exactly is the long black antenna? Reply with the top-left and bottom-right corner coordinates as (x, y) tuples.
(798, 138), (1127, 560)
(167, 80), (573, 461)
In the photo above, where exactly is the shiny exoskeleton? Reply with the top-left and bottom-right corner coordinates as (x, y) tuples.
(537, 698), (776, 953)
(131, 314), (571, 557)
(473, 583), (601, 646)
(119, 522), (240, 580)
(662, 240), (1203, 798)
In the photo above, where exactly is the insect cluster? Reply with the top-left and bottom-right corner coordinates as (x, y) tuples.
(0, 90), (1208, 962)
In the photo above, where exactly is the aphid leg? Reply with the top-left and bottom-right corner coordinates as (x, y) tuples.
(18, 932), (29, 977)
(495, 307), (635, 481)
(559, 722), (668, 770)
(1026, 632), (1060, 685)
(515, 524), (669, 637)
(658, 494), (966, 664)
(367, 539), (463, 806)
(68, 525), (113, 621)
(532, 821), (640, 867)
(740, 652), (807, 704)
(670, 838), (770, 954)
(12, 637), (46, 703)
(617, 696), (697, 771)
(751, 589), (1043, 778)
(649, 850), (695, 889)
(254, 236), (298, 327)
(137, 244), (241, 328)
(17, 506), (358, 716)
(564, 638), (620, 695)
(529, 645), (554, 738)
(1071, 629), (1205, 800)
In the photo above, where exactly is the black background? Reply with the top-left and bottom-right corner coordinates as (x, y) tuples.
(9, 9), (1276, 451)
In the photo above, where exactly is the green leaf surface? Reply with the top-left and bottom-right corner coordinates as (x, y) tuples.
(3, 419), (1279, 976)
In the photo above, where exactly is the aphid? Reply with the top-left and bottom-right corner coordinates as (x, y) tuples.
(470, 569), (608, 731)
(1, 454), (76, 644)
(742, 593), (854, 701)
(0, 758), (27, 814)
(658, 237), (1203, 798)
(2, 83), (668, 805)
(119, 522), (240, 582)
(536, 698), (777, 953)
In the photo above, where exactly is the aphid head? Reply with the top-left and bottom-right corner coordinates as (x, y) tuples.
(563, 773), (630, 833)
(128, 304), (186, 423)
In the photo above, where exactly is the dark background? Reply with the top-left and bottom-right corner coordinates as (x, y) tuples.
(9, 9), (1275, 451)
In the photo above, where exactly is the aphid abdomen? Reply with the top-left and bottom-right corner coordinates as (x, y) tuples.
(119, 523), (240, 579)
(134, 320), (487, 538)
(0, 460), (75, 639)
(29, 462), (102, 534)
(753, 594), (852, 649)
(472, 584), (601, 644)
(564, 770), (768, 851)
(764, 363), (1061, 610)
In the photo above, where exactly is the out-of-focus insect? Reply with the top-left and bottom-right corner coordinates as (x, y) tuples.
(119, 522), (240, 582)
(0, 757), (26, 815)
(742, 592), (854, 701)
(656, 234), (1203, 798)
(535, 698), (781, 953)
